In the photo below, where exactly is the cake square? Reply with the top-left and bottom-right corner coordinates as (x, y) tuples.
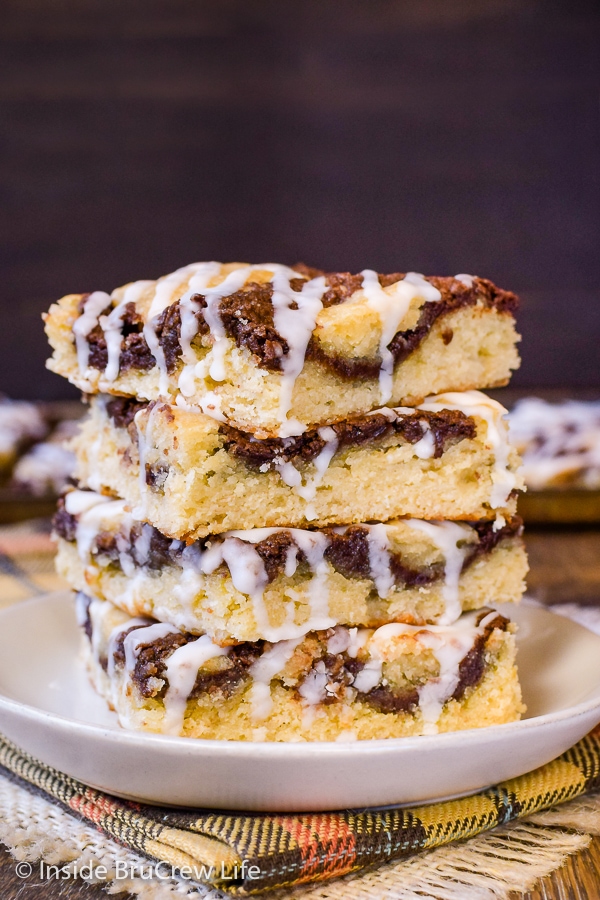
(70, 390), (523, 539)
(79, 594), (524, 741)
(44, 263), (520, 437)
(56, 490), (527, 643)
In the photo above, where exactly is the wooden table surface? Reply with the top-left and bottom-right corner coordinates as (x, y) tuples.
(1, 526), (599, 899)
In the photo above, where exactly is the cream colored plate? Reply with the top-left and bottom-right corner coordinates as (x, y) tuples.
(0, 591), (599, 812)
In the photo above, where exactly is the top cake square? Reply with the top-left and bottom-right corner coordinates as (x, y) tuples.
(44, 262), (520, 437)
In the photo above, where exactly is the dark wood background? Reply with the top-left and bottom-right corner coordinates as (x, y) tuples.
(1, 0), (599, 400)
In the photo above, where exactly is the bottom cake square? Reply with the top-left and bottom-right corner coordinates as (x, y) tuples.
(78, 593), (524, 742)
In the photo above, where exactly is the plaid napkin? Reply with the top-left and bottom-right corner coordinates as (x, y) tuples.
(1, 727), (600, 895)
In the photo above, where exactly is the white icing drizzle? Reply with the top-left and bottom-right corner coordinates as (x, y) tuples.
(64, 490), (127, 563)
(67, 485), (486, 646)
(200, 527), (335, 641)
(98, 281), (153, 383)
(416, 628), (477, 735)
(132, 401), (162, 520)
(269, 266), (326, 436)
(198, 391), (227, 421)
(248, 638), (303, 722)
(162, 635), (229, 735)
(298, 661), (330, 706)
(168, 567), (203, 618)
(202, 533), (300, 642)
(368, 610), (498, 734)
(75, 592), (94, 629)
(172, 263), (327, 435)
(177, 365), (198, 399)
(73, 291), (112, 374)
(284, 543), (300, 577)
(454, 273), (474, 287)
(178, 263), (223, 364)
(87, 601), (230, 737)
(289, 530), (335, 630)
(119, 571), (151, 615)
(64, 488), (111, 517)
(75, 502), (128, 563)
(101, 306), (127, 384)
(201, 536), (270, 636)
(299, 628), (380, 701)
(370, 405), (405, 420)
(272, 459), (302, 490)
(175, 265), (254, 397)
(346, 627), (370, 658)
(305, 427), (339, 503)
(360, 271), (441, 404)
(105, 616), (151, 682)
(404, 520), (472, 625)
(327, 626), (351, 655)
(84, 600), (147, 706)
(412, 421), (436, 459)
(492, 513), (506, 532)
(142, 263), (209, 396)
(419, 390), (517, 508)
(122, 621), (176, 673)
(352, 658), (384, 694)
(88, 597), (127, 672)
(115, 532), (136, 577)
(182, 265), (250, 384)
(173, 389), (229, 422)
(72, 267), (487, 447)
(132, 524), (152, 566)
(221, 538), (271, 633)
(273, 425), (339, 519)
(75, 592), (117, 672)
(364, 524), (394, 599)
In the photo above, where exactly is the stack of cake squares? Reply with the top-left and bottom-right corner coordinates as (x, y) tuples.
(44, 262), (528, 741)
